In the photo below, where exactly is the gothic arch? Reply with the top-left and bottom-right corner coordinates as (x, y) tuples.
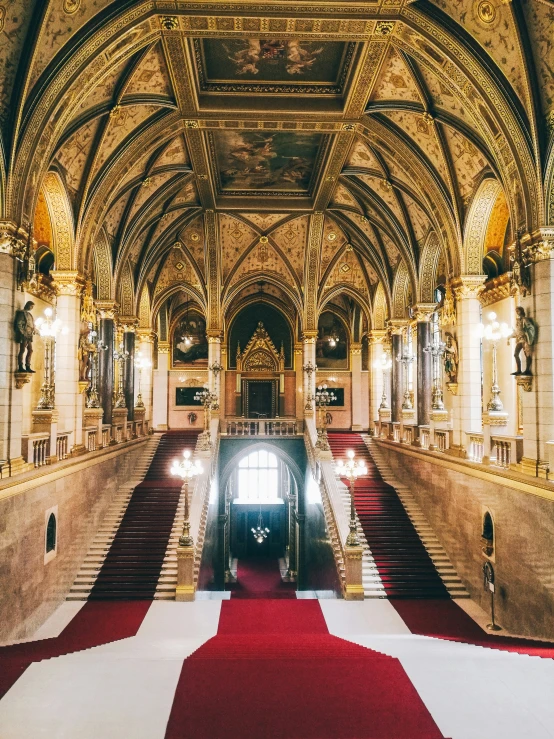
(91, 227), (113, 301)
(419, 231), (442, 303)
(463, 179), (504, 275)
(373, 283), (388, 330)
(391, 261), (411, 320)
(138, 286), (151, 329)
(117, 259), (135, 317)
(41, 171), (75, 271)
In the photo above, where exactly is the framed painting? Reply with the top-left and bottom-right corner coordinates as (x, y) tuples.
(172, 311), (208, 366)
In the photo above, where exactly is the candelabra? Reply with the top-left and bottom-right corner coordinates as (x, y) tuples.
(113, 343), (129, 409)
(477, 311), (512, 412)
(375, 351), (392, 410)
(134, 351), (151, 408)
(208, 360), (223, 410)
(424, 337), (447, 411)
(315, 384), (336, 451)
(194, 384), (218, 448)
(335, 450), (368, 547)
(302, 361), (316, 411)
(35, 308), (66, 410)
(86, 333), (107, 409)
(396, 346), (415, 410)
(171, 449), (203, 547)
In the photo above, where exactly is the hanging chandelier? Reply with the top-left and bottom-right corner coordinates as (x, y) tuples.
(251, 509), (270, 544)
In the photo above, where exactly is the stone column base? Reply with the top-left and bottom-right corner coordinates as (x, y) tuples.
(111, 407), (128, 443)
(344, 545), (364, 600)
(176, 545), (196, 601)
(32, 409), (59, 463)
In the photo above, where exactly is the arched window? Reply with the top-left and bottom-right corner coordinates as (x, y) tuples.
(46, 513), (57, 554)
(238, 449), (279, 501)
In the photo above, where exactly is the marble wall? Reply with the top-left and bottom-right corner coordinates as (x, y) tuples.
(0, 440), (148, 642)
(377, 442), (554, 640)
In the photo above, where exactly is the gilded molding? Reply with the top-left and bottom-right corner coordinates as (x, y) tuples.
(452, 275), (487, 300)
(479, 273), (512, 307)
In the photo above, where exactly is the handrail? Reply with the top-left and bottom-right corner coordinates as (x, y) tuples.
(222, 418), (302, 436)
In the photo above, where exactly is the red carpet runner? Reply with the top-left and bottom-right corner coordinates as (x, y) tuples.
(328, 432), (449, 598)
(165, 599), (446, 739)
(89, 430), (200, 600)
(0, 601), (151, 700)
(228, 557), (296, 599)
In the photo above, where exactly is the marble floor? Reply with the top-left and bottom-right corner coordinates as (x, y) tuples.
(0, 598), (553, 738)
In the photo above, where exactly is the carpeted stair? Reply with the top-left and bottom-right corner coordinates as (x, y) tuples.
(328, 432), (450, 599)
(70, 431), (200, 601)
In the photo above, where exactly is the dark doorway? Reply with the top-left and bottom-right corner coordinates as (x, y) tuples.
(245, 380), (275, 417)
(231, 501), (286, 558)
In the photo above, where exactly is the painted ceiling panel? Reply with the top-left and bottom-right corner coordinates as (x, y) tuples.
(127, 170), (176, 225)
(54, 117), (101, 194)
(179, 216), (205, 277)
(356, 173), (408, 230)
(220, 214), (259, 281)
(322, 247), (369, 299)
(346, 140), (382, 171)
(269, 215), (309, 282)
(382, 110), (448, 183)
(125, 43), (173, 99)
(76, 56), (130, 116)
(442, 125), (489, 206)
(229, 241), (297, 290)
(331, 183), (362, 210)
(321, 215), (348, 281)
(152, 136), (190, 170)
(371, 46), (422, 103)
(103, 189), (132, 239)
(521, 0), (554, 117)
(171, 181), (199, 206)
(402, 192), (431, 246)
(239, 213), (289, 231)
(92, 104), (161, 175)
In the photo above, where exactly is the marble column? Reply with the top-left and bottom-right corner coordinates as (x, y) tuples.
(453, 276), (487, 442)
(519, 228), (554, 474)
(389, 323), (404, 424)
(96, 302), (117, 425)
(123, 328), (135, 421)
(350, 342), (363, 431)
(302, 332), (317, 417)
(294, 342), (303, 420)
(208, 334), (222, 414)
(368, 330), (387, 429)
(52, 272), (85, 453)
(136, 330), (154, 421)
(152, 341), (169, 430)
(413, 304), (436, 429)
(0, 237), (26, 474)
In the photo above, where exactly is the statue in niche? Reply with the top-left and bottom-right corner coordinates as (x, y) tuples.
(512, 306), (536, 376)
(14, 301), (36, 372)
(443, 332), (459, 383)
(78, 324), (95, 382)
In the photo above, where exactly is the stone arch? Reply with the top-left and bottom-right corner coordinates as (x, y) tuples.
(373, 283), (388, 330)
(117, 259), (135, 317)
(41, 171), (75, 270)
(463, 179), (504, 275)
(546, 140), (554, 225)
(318, 286), (372, 334)
(419, 231), (442, 302)
(92, 227), (113, 300)
(138, 285), (151, 329)
(391, 261), (411, 319)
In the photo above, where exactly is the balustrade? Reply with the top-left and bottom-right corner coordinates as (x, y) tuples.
(84, 427), (97, 452)
(434, 429), (448, 453)
(419, 426), (431, 450)
(56, 433), (70, 461)
(22, 433), (50, 467)
(101, 425), (111, 448)
(224, 418), (300, 436)
(403, 425), (414, 445)
(467, 433), (485, 463)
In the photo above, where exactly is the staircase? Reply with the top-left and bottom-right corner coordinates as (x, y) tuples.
(327, 432), (468, 599)
(68, 431), (200, 601)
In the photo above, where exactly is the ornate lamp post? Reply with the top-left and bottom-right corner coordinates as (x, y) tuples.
(85, 331), (107, 409)
(315, 383), (336, 451)
(35, 307), (66, 410)
(113, 343), (129, 409)
(195, 384), (217, 449)
(171, 449), (203, 547)
(477, 311), (512, 412)
(302, 360), (316, 411)
(424, 337), (447, 411)
(335, 449), (367, 547)
(134, 351), (151, 408)
(375, 351), (392, 410)
(208, 360), (223, 410)
(396, 345), (415, 410)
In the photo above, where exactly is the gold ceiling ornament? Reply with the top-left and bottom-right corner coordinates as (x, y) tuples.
(189, 232), (200, 242)
(160, 16), (179, 31)
(142, 177), (152, 188)
(259, 236), (269, 244)
(327, 232), (337, 241)
(477, 0), (497, 24)
(63, 0), (81, 15)
(375, 21), (395, 36)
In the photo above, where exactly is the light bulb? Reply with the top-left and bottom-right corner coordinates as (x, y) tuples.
(183, 449), (191, 458)
(347, 449), (355, 459)
(44, 307), (53, 317)
(488, 312), (497, 321)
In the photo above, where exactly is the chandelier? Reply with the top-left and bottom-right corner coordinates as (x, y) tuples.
(251, 509), (270, 544)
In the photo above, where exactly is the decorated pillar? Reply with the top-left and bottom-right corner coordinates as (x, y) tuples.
(153, 341), (170, 430)
(52, 271), (85, 453)
(208, 333), (222, 415)
(0, 231), (27, 475)
(96, 301), (117, 425)
(389, 321), (404, 424)
(413, 303), (436, 429)
(368, 330), (387, 429)
(302, 332), (317, 417)
(453, 276), (487, 441)
(518, 228), (554, 474)
(294, 342), (303, 420)
(350, 342), (363, 431)
(120, 321), (136, 422)
(136, 330), (155, 421)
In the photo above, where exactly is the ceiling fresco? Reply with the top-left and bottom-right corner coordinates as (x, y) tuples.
(194, 38), (356, 95)
(210, 130), (325, 195)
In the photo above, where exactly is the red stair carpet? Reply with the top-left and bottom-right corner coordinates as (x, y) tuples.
(89, 430), (200, 600)
(0, 601), (151, 700)
(165, 599), (446, 739)
(328, 432), (449, 598)
(228, 557), (296, 599)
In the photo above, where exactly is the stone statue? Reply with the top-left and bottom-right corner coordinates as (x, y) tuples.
(78, 324), (95, 382)
(512, 306), (536, 376)
(14, 301), (36, 372)
(443, 332), (458, 383)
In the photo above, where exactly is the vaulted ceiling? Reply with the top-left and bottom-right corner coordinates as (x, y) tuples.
(1, 0), (553, 330)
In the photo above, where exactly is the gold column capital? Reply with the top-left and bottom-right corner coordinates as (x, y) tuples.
(51, 270), (85, 296)
(95, 300), (119, 320)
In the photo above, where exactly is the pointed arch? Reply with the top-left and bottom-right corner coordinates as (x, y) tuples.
(41, 171), (75, 270)
(117, 259), (135, 317)
(138, 285), (151, 328)
(419, 231), (442, 302)
(463, 178), (504, 275)
(373, 283), (388, 330)
(392, 261), (411, 320)
(92, 227), (113, 300)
